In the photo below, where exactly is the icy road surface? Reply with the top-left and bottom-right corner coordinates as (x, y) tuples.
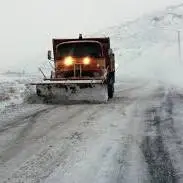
(0, 79), (183, 183)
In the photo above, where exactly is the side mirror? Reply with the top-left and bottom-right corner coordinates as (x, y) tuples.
(47, 50), (52, 60)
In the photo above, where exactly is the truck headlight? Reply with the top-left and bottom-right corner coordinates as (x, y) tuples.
(64, 56), (74, 66)
(83, 57), (90, 65)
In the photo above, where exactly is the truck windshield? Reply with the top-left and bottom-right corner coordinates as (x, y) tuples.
(56, 42), (102, 58)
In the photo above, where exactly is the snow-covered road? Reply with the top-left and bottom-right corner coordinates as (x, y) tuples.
(0, 79), (183, 183)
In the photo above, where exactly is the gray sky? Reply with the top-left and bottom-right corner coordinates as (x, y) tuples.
(0, 0), (182, 72)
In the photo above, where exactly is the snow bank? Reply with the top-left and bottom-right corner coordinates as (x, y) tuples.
(0, 74), (39, 112)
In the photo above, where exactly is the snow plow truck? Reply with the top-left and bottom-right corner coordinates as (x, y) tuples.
(31, 34), (115, 103)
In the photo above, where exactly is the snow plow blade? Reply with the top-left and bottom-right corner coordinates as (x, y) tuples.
(30, 79), (108, 103)
(30, 79), (105, 85)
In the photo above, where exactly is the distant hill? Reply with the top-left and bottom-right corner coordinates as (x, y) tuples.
(94, 3), (183, 83)
(1, 70), (26, 76)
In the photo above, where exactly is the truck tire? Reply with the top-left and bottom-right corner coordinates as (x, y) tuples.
(36, 88), (42, 97)
(108, 84), (114, 99)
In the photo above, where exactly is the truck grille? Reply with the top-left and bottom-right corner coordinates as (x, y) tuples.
(56, 64), (102, 78)
(74, 64), (82, 77)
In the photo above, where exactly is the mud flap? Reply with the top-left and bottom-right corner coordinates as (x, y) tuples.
(108, 84), (114, 99)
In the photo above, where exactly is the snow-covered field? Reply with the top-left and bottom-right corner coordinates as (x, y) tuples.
(0, 74), (28, 110)
(1, 3), (183, 183)
(0, 74), (39, 112)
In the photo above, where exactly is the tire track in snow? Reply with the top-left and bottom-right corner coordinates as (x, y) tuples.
(141, 90), (178, 183)
(1, 104), (108, 183)
(158, 91), (183, 181)
(0, 106), (56, 164)
(0, 105), (91, 165)
(0, 107), (54, 133)
(44, 99), (146, 183)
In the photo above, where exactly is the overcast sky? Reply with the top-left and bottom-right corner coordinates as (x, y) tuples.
(0, 0), (182, 72)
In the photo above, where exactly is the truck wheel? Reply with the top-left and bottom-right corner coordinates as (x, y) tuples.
(36, 89), (42, 97)
(108, 84), (114, 99)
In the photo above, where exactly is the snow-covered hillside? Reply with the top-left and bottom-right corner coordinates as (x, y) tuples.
(95, 4), (183, 85)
